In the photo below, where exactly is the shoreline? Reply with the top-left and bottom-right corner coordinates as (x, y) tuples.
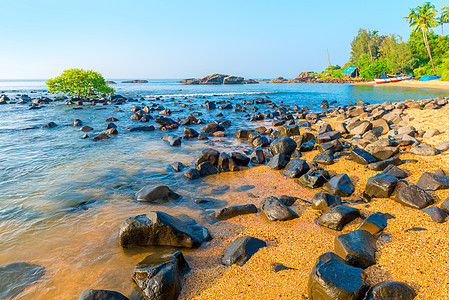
(352, 79), (449, 90)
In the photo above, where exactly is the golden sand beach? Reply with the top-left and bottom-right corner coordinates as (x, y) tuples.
(354, 79), (449, 90)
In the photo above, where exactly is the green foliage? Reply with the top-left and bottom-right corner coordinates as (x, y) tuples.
(437, 57), (449, 80)
(408, 31), (449, 68)
(358, 54), (389, 80)
(380, 35), (415, 74)
(349, 29), (386, 65)
(46, 69), (114, 99)
(406, 2), (439, 33)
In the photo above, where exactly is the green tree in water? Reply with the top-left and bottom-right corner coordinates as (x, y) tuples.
(405, 2), (439, 73)
(46, 69), (114, 99)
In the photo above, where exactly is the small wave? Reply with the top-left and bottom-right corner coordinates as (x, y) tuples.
(141, 91), (279, 98)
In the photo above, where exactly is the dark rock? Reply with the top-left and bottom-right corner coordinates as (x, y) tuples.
(348, 148), (378, 165)
(135, 185), (181, 203)
(312, 150), (334, 165)
(354, 192), (372, 203)
(409, 143), (440, 156)
(441, 197), (449, 213)
(196, 161), (219, 177)
(311, 193), (341, 211)
(119, 211), (211, 248)
(81, 125), (94, 132)
(260, 196), (297, 221)
(366, 282), (416, 300)
(106, 122), (117, 129)
(396, 185), (434, 209)
(269, 137), (297, 156)
(272, 263), (295, 272)
(382, 165), (408, 179)
(169, 162), (185, 172)
(200, 123), (225, 134)
(133, 250), (189, 300)
(280, 125), (300, 137)
(366, 146), (399, 161)
(184, 168), (200, 180)
(249, 146), (265, 165)
(184, 128), (199, 138)
(105, 128), (118, 135)
(218, 152), (239, 172)
(318, 139), (344, 153)
(318, 205), (360, 231)
(357, 212), (389, 235)
(0, 262), (46, 299)
(211, 204), (257, 220)
(155, 116), (179, 127)
(105, 117), (118, 122)
(365, 174), (398, 198)
(234, 129), (253, 139)
(78, 289), (128, 300)
(231, 152), (250, 166)
(42, 122), (57, 128)
(195, 149), (220, 168)
(128, 126), (155, 132)
(278, 195), (297, 206)
(299, 171), (328, 188)
(162, 134), (181, 147)
(422, 207), (448, 223)
(221, 236), (266, 266)
(366, 157), (403, 171)
(308, 252), (367, 300)
(267, 153), (290, 170)
(92, 133), (110, 141)
(283, 159), (310, 178)
(323, 174), (355, 197)
(334, 230), (377, 269)
(71, 119), (83, 126)
(416, 172), (449, 191)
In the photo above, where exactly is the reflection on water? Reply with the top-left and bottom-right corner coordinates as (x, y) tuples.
(0, 79), (448, 298)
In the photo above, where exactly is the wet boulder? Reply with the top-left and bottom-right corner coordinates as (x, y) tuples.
(162, 134), (181, 147)
(119, 211), (211, 248)
(308, 252), (367, 300)
(127, 126), (155, 132)
(269, 137), (297, 156)
(211, 204), (258, 220)
(283, 159), (310, 178)
(231, 152), (250, 166)
(155, 116), (179, 127)
(280, 125), (300, 137)
(396, 185), (434, 209)
(299, 170), (328, 189)
(0, 262), (46, 299)
(195, 149), (220, 167)
(365, 174), (398, 198)
(382, 165), (408, 179)
(234, 129), (253, 139)
(42, 122), (58, 128)
(92, 133), (110, 141)
(200, 123), (225, 134)
(334, 230), (377, 269)
(267, 153), (290, 170)
(323, 174), (355, 197)
(169, 162), (185, 172)
(222, 236), (266, 266)
(78, 289), (128, 300)
(184, 128), (199, 138)
(348, 148), (378, 165)
(249, 146), (265, 165)
(416, 172), (449, 191)
(260, 196), (298, 221)
(366, 282), (416, 300)
(184, 168), (200, 180)
(218, 152), (239, 172)
(105, 128), (118, 135)
(80, 125), (94, 132)
(357, 212), (389, 235)
(311, 193), (341, 211)
(196, 161), (219, 177)
(312, 150), (334, 165)
(133, 250), (189, 300)
(135, 185), (181, 203)
(318, 205), (360, 231)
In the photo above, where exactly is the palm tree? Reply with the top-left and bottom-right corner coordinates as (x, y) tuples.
(406, 2), (439, 73)
(441, 6), (449, 35)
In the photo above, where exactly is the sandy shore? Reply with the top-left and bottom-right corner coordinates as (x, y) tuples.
(353, 79), (449, 90)
(179, 106), (449, 299)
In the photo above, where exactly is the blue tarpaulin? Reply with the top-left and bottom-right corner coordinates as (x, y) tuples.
(343, 67), (358, 75)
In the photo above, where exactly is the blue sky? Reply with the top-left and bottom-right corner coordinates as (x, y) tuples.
(0, 0), (446, 79)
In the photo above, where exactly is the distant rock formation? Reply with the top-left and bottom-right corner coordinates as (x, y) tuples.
(106, 81), (117, 84)
(270, 72), (369, 84)
(179, 74), (258, 85)
(270, 77), (288, 83)
(121, 80), (149, 83)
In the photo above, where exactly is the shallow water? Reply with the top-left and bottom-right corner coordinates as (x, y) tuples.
(0, 79), (448, 299)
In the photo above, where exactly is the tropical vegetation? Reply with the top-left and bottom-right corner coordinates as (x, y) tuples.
(46, 68), (114, 99)
(322, 2), (449, 80)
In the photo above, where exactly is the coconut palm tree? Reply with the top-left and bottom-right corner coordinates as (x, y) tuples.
(406, 2), (439, 73)
(441, 6), (449, 35)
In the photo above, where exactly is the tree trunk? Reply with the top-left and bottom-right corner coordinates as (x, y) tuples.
(422, 30), (436, 73)
(367, 40), (375, 68)
(327, 49), (333, 74)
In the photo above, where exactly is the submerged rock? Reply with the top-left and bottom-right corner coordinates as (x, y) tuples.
(308, 252), (367, 300)
(135, 185), (181, 203)
(0, 262), (46, 299)
(222, 236), (266, 266)
(119, 211), (211, 248)
(133, 250), (189, 300)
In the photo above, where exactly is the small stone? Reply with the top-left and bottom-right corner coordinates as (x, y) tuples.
(311, 193), (342, 211)
(211, 204), (258, 220)
(366, 282), (416, 300)
(318, 205), (360, 231)
(357, 212), (389, 235)
(260, 196), (297, 221)
(395, 185), (434, 209)
(422, 207), (448, 223)
(323, 174), (355, 197)
(222, 236), (266, 266)
(365, 174), (398, 198)
(334, 230), (377, 269)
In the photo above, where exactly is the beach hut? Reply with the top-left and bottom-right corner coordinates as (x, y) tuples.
(342, 67), (360, 78)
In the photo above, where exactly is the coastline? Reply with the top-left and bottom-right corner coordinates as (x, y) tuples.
(353, 79), (449, 90)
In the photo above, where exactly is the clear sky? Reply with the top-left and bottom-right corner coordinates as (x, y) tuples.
(0, 0), (446, 79)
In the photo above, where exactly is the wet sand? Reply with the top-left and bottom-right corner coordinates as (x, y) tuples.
(354, 79), (449, 90)
(179, 107), (449, 299)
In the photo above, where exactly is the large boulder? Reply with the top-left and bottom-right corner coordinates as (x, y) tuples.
(119, 211), (211, 248)
(416, 172), (449, 191)
(211, 204), (258, 220)
(195, 149), (220, 167)
(409, 144), (440, 156)
(299, 170), (328, 189)
(365, 174), (398, 198)
(162, 134), (181, 147)
(200, 123), (225, 134)
(78, 289), (128, 300)
(318, 205), (360, 231)
(312, 193), (341, 211)
(135, 186), (180, 203)
(260, 196), (297, 221)
(334, 230), (377, 269)
(231, 152), (250, 166)
(221, 236), (266, 266)
(323, 174), (355, 197)
(422, 207), (448, 223)
(283, 159), (310, 178)
(308, 252), (367, 300)
(133, 250), (189, 300)
(348, 148), (378, 165)
(365, 282), (416, 300)
(395, 185), (434, 209)
(267, 153), (290, 170)
(357, 212), (389, 235)
(270, 137), (297, 156)
(218, 152), (239, 172)
(0, 262), (46, 299)
(249, 146), (266, 165)
(196, 161), (219, 177)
